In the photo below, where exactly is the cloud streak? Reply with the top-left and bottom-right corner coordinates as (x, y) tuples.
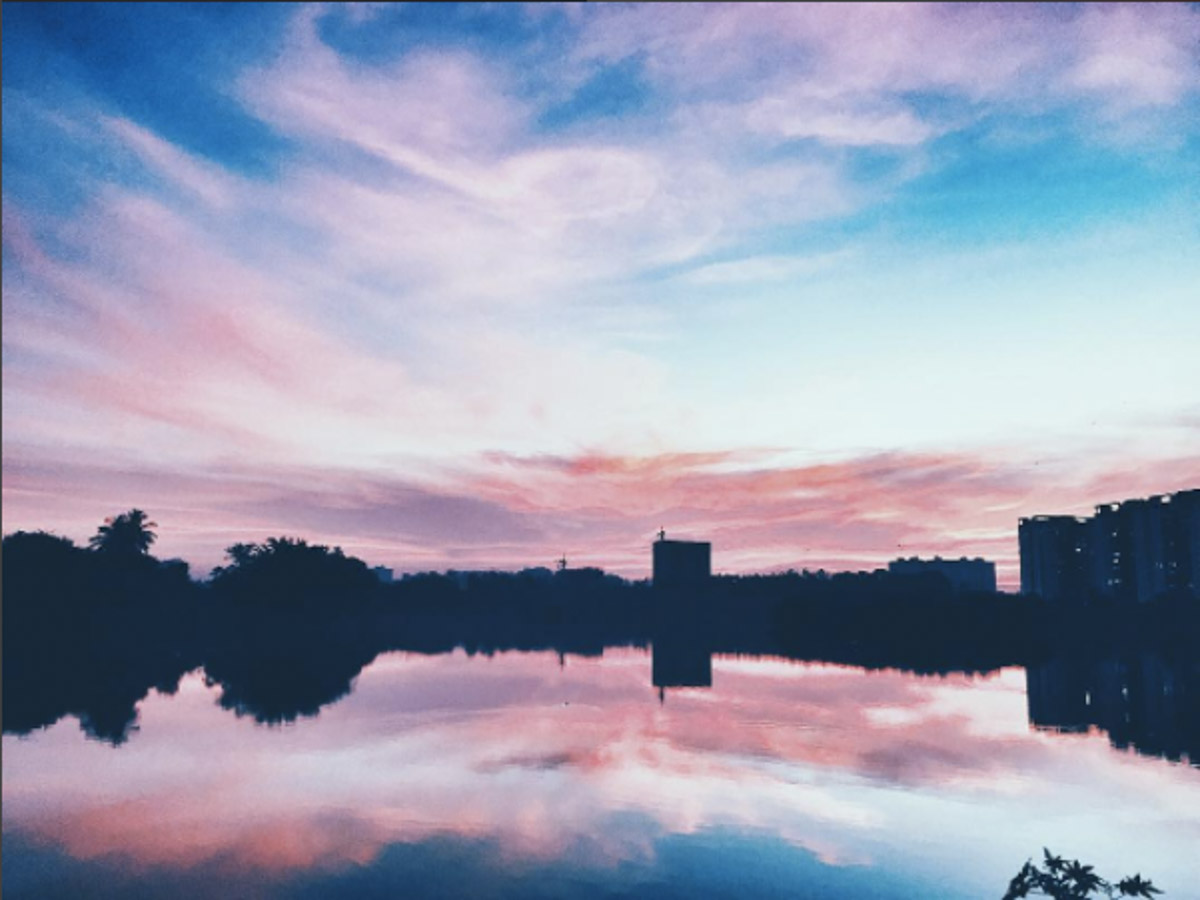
(3, 3), (1198, 581)
(4, 441), (1196, 586)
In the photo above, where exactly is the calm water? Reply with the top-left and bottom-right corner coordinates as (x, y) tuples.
(3, 647), (1198, 899)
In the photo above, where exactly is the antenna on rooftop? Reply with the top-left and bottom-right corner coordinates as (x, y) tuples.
(657, 527), (666, 541)
(557, 554), (567, 571)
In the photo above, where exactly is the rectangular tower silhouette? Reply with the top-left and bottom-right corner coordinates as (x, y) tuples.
(652, 538), (711, 588)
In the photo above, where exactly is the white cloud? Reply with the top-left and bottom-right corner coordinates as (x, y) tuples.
(684, 251), (850, 286)
(746, 94), (936, 147)
(1068, 4), (1200, 110)
(103, 116), (241, 208)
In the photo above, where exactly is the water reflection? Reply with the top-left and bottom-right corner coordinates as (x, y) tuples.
(5, 644), (1200, 900)
(6, 578), (1200, 900)
(1026, 653), (1200, 766)
(6, 599), (1199, 775)
(201, 615), (382, 724)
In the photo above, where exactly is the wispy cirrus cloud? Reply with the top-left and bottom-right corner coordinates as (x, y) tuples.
(576, 3), (1199, 116)
(102, 116), (242, 209)
(3, 3), (1198, 579)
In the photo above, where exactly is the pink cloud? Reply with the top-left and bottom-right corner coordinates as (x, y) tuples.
(1068, 4), (1200, 110)
(242, 13), (527, 164)
(4, 440), (1195, 588)
(5, 176), (684, 471)
(578, 3), (1199, 117)
(233, 7), (863, 289)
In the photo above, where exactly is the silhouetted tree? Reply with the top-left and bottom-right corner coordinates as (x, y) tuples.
(209, 536), (377, 607)
(89, 509), (157, 557)
(224, 542), (257, 567)
(1003, 849), (1163, 899)
(2, 530), (89, 592)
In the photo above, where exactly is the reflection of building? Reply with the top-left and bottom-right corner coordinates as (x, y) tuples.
(1025, 654), (1200, 767)
(887, 556), (996, 593)
(651, 633), (713, 698)
(652, 535), (711, 589)
(1019, 488), (1200, 603)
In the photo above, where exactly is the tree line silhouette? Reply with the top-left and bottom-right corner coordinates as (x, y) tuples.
(4, 509), (1197, 750)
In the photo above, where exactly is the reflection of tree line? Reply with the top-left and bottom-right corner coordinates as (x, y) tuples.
(4, 514), (1198, 767)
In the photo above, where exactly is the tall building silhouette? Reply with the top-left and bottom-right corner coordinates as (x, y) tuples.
(1175, 488), (1200, 595)
(1018, 515), (1088, 600)
(1122, 496), (1171, 603)
(1085, 503), (1123, 597)
(1019, 488), (1200, 603)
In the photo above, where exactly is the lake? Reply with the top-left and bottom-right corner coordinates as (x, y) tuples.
(3, 646), (1198, 899)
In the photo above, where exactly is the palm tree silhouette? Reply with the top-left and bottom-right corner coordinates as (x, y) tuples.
(89, 509), (157, 557)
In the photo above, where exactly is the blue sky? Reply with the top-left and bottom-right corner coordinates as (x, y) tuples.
(3, 3), (1198, 581)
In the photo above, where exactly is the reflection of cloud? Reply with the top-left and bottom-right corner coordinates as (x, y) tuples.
(24, 800), (383, 874)
(646, 663), (1046, 791)
(7, 650), (1200, 885)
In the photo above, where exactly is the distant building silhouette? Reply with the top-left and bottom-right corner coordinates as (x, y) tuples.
(372, 566), (394, 584)
(888, 556), (996, 593)
(1020, 488), (1200, 603)
(652, 533), (711, 588)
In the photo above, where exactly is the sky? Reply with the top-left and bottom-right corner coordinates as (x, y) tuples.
(3, 2), (1199, 586)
